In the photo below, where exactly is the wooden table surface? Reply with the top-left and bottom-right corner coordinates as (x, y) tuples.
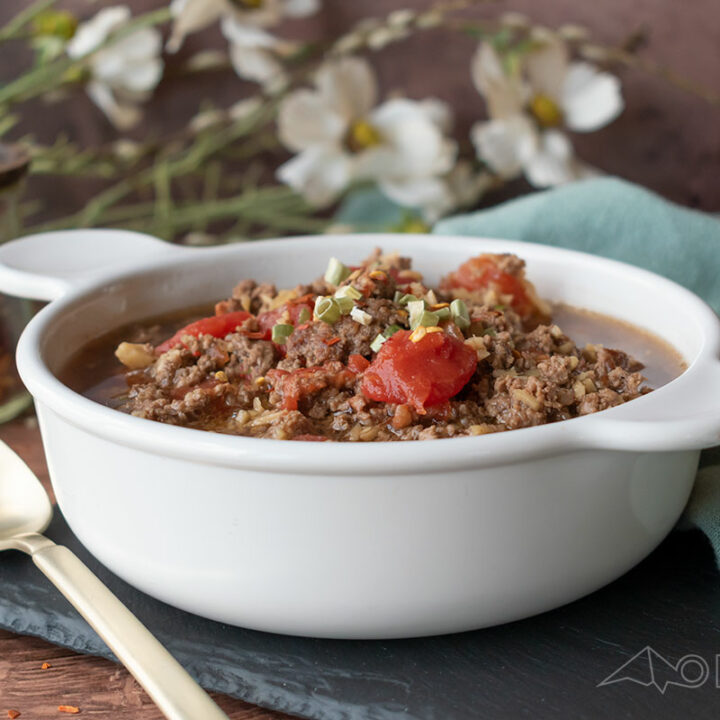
(0, 417), (292, 720)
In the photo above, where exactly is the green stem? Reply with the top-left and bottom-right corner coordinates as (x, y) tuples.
(152, 161), (172, 239)
(0, 0), (56, 43)
(0, 55), (75, 106)
(25, 184), (317, 235)
(41, 102), (280, 231)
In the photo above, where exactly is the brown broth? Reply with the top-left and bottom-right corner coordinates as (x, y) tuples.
(60, 302), (686, 409)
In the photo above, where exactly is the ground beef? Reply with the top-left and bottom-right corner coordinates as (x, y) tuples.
(278, 298), (407, 370)
(223, 334), (277, 380)
(215, 279), (278, 314)
(105, 250), (660, 441)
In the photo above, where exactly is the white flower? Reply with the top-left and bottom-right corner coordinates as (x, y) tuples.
(276, 57), (457, 213)
(167, 0), (320, 89)
(470, 32), (623, 187)
(67, 6), (163, 130)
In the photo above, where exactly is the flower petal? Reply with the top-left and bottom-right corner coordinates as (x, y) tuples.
(166, 0), (227, 52)
(86, 80), (141, 130)
(228, 96), (263, 121)
(380, 177), (454, 222)
(471, 42), (526, 119)
(228, 45), (285, 88)
(363, 98), (456, 181)
(522, 130), (577, 187)
(278, 89), (346, 151)
(277, 146), (351, 206)
(471, 114), (536, 179)
(562, 62), (624, 132)
(108, 26), (162, 62)
(419, 97), (453, 133)
(525, 28), (569, 102)
(67, 5), (130, 58)
(90, 27), (164, 92)
(121, 57), (164, 93)
(283, 0), (321, 18)
(315, 57), (378, 122)
(221, 16), (280, 48)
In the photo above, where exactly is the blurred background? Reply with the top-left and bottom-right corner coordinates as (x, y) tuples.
(1, 0), (719, 217)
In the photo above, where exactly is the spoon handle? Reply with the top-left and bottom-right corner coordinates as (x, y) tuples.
(30, 540), (229, 720)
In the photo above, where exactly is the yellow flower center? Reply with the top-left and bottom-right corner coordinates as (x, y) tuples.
(393, 217), (430, 234)
(345, 119), (383, 154)
(232, 0), (264, 9)
(529, 94), (563, 127)
(32, 10), (78, 40)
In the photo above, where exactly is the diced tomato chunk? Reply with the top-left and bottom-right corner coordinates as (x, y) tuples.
(442, 254), (536, 318)
(347, 354), (371, 374)
(361, 330), (477, 413)
(156, 311), (252, 354)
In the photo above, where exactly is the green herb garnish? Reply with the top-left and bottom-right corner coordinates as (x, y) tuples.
(271, 323), (294, 344)
(314, 296), (341, 324)
(450, 298), (470, 330)
(370, 333), (387, 352)
(324, 257), (351, 286)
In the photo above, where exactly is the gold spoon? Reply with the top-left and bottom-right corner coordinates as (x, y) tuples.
(0, 440), (228, 720)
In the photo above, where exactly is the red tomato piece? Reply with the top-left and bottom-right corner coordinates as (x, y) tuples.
(442, 254), (535, 318)
(361, 330), (477, 413)
(347, 354), (371, 374)
(156, 311), (252, 354)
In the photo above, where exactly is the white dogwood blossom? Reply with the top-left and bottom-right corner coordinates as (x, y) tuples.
(471, 31), (623, 187)
(277, 56), (457, 214)
(167, 0), (320, 89)
(67, 5), (163, 130)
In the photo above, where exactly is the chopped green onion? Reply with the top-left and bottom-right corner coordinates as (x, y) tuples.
(494, 304), (507, 311)
(383, 324), (402, 338)
(450, 298), (470, 330)
(407, 299), (425, 328)
(335, 285), (362, 300)
(434, 306), (451, 320)
(314, 296), (341, 324)
(482, 327), (497, 337)
(271, 323), (294, 344)
(324, 257), (351, 286)
(418, 310), (440, 328)
(397, 293), (421, 306)
(297, 306), (311, 324)
(370, 333), (387, 352)
(334, 295), (354, 314)
(408, 302), (439, 329)
(350, 306), (372, 325)
(393, 290), (404, 303)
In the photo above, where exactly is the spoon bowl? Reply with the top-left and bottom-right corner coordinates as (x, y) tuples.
(0, 441), (51, 543)
(0, 439), (227, 720)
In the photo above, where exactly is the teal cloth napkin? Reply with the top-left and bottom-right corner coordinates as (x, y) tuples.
(434, 177), (720, 562)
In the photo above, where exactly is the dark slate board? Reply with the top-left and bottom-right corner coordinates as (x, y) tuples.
(1, 510), (719, 720)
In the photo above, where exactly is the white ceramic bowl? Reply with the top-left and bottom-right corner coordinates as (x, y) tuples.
(1, 230), (719, 639)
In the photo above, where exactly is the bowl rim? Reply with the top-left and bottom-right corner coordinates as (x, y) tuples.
(16, 233), (720, 475)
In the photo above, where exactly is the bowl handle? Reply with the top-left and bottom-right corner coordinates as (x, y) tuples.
(0, 229), (192, 301)
(579, 360), (720, 452)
